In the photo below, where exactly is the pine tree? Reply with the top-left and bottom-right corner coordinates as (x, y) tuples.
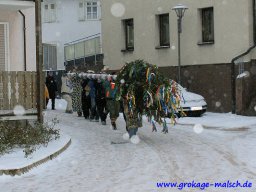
(116, 59), (183, 133)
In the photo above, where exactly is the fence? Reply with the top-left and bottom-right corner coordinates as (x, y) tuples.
(0, 71), (37, 116)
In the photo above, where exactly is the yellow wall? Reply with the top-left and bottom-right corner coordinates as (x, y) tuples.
(101, 0), (253, 70)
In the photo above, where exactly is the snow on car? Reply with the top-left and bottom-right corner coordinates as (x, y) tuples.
(178, 84), (207, 117)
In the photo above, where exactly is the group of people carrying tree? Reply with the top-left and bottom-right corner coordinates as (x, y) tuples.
(45, 69), (123, 130)
(67, 71), (120, 130)
(45, 60), (183, 141)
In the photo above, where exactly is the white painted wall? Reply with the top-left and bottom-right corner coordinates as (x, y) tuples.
(0, 7), (36, 71)
(101, 0), (254, 70)
(22, 7), (36, 71)
(42, 0), (102, 70)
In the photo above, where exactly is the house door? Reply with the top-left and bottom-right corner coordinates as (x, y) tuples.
(0, 23), (9, 71)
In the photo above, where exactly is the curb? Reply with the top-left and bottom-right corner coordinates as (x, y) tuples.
(175, 122), (252, 131)
(176, 122), (216, 128)
(0, 139), (71, 176)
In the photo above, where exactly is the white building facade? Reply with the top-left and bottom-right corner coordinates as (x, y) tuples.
(42, 0), (102, 71)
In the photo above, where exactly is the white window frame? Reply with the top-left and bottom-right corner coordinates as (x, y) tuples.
(43, 3), (57, 23)
(0, 22), (10, 71)
(78, 0), (99, 21)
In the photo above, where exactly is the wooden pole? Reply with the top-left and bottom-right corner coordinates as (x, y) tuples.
(35, 0), (44, 123)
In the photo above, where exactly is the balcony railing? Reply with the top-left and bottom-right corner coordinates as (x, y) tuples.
(0, 71), (37, 120)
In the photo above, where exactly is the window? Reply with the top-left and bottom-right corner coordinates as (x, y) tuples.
(43, 3), (57, 23)
(86, 2), (98, 19)
(78, 1), (99, 21)
(159, 14), (170, 46)
(124, 19), (134, 50)
(64, 37), (101, 61)
(201, 7), (214, 42)
(43, 44), (57, 70)
(0, 23), (9, 71)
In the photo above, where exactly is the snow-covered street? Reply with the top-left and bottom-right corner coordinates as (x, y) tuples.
(0, 103), (256, 191)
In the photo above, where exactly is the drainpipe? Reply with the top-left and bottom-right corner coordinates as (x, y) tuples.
(18, 10), (27, 71)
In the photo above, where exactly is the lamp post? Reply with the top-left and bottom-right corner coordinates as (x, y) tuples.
(172, 4), (188, 85)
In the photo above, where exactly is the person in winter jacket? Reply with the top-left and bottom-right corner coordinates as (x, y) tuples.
(81, 78), (91, 119)
(70, 71), (83, 117)
(61, 73), (73, 113)
(95, 77), (107, 125)
(45, 71), (57, 110)
(104, 74), (120, 130)
(45, 84), (49, 109)
(88, 78), (98, 121)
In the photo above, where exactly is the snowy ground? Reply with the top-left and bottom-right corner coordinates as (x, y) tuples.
(0, 99), (256, 192)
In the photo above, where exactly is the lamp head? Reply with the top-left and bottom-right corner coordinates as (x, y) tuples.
(172, 4), (188, 18)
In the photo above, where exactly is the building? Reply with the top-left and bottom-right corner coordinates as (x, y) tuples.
(101, 0), (256, 114)
(0, 0), (36, 71)
(0, 0), (44, 121)
(42, 0), (103, 72)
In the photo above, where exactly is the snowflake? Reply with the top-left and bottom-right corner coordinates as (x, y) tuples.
(193, 124), (204, 134)
(215, 101), (221, 108)
(111, 3), (125, 18)
(13, 105), (25, 116)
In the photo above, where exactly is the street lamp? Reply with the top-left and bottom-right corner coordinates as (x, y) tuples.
(172, 4), (188, 85)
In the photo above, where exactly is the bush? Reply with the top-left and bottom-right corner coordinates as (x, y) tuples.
(0, 118), (60, 157)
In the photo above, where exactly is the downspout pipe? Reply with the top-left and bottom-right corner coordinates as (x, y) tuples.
(18, 10), (27, 71)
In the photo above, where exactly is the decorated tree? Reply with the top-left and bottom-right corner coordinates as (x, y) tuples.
(115, 59), (183, 134)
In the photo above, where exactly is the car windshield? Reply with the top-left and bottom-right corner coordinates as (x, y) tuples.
(177, 84), (186, 91)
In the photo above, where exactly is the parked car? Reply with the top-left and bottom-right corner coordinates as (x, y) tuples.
(178, 84), (207, 117)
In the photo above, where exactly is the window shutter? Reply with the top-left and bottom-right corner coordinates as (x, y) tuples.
(43, 44), (57, 70)
(78, 1), (85, 21)
(0, 24), (6, 71)
(48, 45), (57, 70)
(44, 4), (49, 23)
(50, 3), (57, 22)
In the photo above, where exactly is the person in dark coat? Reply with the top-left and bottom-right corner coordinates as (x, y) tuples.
(81, 78), (91, 119)
(88, 78), (98, 121)
(45, 71), (57, 110)
(95, 77), (107, 125)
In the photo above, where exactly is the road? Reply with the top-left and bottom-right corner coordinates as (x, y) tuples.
(0, 110), (255, 192)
